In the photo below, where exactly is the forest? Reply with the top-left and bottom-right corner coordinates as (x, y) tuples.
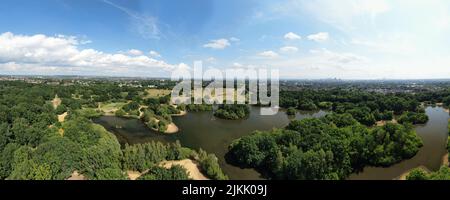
(0, 80), (225, 180)
(227, 115), (422, 180)
(214, 104), (250, 120)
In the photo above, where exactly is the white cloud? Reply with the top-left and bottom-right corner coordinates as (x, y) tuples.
(127, 49), (143, 56)
(307, 32), (329, 42)
(175, 63), (191, 71)
(0, 32), (177, 76)
(258, 51), (279, 58)
(229, 37), (240, 42)
(284, 32), (301, 40)
(149, 50), (161, 57)
(233, 62), (243, 67)
(280, 46), (299, 53)
(203, 38), (231, 49)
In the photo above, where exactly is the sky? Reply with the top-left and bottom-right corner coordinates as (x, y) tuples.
(0, 0), (449, 79)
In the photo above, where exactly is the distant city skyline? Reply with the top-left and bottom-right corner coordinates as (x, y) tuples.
(0, 0), (449, 79)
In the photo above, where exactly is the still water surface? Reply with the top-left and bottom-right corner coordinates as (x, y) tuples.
(94, 107), (327, 179)
(94, 106), (448, 180)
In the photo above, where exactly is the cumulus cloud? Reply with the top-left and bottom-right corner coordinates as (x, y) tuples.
(149, 50), (161, 57)
(307, 32), (329, 42)
(284, 32), (301, 40)
(280, 46), (299, 53)
(203, 38), (231, 49)
(127, 49), (143, 56)
(0, 32), (176, 76)
(258, 51), (279, 58)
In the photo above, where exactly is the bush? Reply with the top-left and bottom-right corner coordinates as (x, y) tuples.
(286, 107), (296, 116)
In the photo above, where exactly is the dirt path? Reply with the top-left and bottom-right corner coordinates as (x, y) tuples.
(443, 153), (449, 167)
(67, 171), (87, 180)
(171, 110), (187, 117)
(160, 159), (209, 180)
(151, 118), (179, 134)
(376, 119), (398, 126)
(51, 95), (61, 109)
(58, 112), (67, 122)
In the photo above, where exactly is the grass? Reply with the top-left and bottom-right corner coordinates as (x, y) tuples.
(99, 102), (127, 114)
(143, 89), (171, 99)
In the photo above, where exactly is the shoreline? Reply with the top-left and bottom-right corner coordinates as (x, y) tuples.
(443, 153), (449, 167)
(171, 110), (187, 117)
(395, 166), (431, 180)
(160, 159), (209, 180)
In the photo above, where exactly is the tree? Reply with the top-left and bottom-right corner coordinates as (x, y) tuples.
(398, 112), (429, 125)
(286, 107), (296, 116)
(197, 149), (228, 180)
(55, 104), (67, 115)
(0, 143), (20, 179)
(214, 104), (250, 120)
(406, 168), (429, 180)
(138, 165), (190, 180)
(298, 99), (317, 111)
(94, 168), (126, 180)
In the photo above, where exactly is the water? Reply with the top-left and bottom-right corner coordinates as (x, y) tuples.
(93, 106), (328, 179)
(93, 106), (449, 180)
(349, 107), (449, 180)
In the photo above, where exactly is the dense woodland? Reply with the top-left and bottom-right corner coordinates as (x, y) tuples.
(0, 80), (226, 180)
(227, 116), (422, 179)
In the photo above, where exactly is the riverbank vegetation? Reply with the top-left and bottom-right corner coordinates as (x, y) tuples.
(214, 104), (250, 120)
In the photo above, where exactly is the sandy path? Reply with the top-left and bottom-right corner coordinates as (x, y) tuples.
(51, 95), (61, 109)
(67, 171), (87, 180)
(151, 118), (179, 134)
(160, 159), (209, 180)
(376, 119), (397, 126)
(171, 110), (187, 117)
(164, 123), (179, 134)
(58, 112), (67, 122)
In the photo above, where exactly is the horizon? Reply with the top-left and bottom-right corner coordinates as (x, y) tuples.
(0, 0), (450, 79)
(3, 73), (450, 82)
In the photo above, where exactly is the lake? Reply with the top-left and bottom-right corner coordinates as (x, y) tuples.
(93, 106), (328, 179)
(93, 106), (449, 180)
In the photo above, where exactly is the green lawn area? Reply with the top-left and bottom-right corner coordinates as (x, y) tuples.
(143, 89), (171, 99)
(100, 102), (127, 113)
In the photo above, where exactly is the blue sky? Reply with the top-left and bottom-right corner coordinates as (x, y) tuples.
(0, 0), (449, 79)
